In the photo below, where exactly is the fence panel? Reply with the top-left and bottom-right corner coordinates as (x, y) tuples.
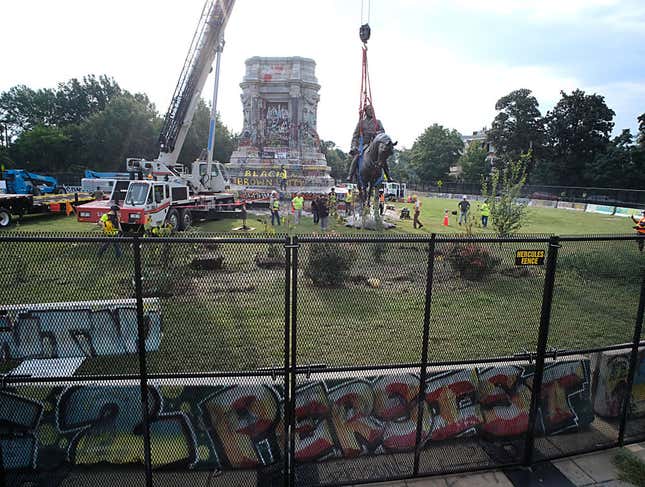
(294, 238), (428, 368)
(0, 237), (149, 485)
(624, 271), (645, 445)
(139, 237), (288, 374)
(2, 234), (644, 486)
(414, 239), (548, 476)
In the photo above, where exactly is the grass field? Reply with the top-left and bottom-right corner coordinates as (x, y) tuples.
(4, 195), (639, 236)
(0, 196), (642, 375)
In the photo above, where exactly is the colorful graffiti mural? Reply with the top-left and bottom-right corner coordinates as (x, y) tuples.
(0, 359), (597, 473)
(0, 301), (161, 360)
(592, 348), (645, 418)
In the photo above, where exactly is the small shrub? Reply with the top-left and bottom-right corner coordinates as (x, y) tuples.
(304, 243), (356, 287)
(446, 244), (500, 281)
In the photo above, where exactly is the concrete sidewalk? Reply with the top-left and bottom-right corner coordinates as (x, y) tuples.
(355, 443), (645, 487)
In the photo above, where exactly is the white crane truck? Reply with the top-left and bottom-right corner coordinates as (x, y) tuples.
(78, 0), (238, 232)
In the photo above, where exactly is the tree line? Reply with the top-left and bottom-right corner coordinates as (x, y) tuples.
(1, 76), (643, 190)
(0, 74), (235, 174)
(392, 88), (645, 190)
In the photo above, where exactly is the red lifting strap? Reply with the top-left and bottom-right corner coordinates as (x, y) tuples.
(358, 36), (379, 137)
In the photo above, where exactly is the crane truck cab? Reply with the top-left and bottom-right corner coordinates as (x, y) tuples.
(120, 179), (191, 233)
(179, 160), (230, 194)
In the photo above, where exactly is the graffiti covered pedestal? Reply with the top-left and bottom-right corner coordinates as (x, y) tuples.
(226, 57), (334, 194)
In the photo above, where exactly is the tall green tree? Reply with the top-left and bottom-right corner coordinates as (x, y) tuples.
(541, 89), (615, 186)
(320, 140), (349, 182)
(586, 129), (645, 189)
(638, 113), (645, 148)
(458, 142), (490, 182)
(389, 148), (418, 183)
(0, 75), (121, 139)
(76, 93), (161, 171)
(409, 124), (463, 183)
(8, 125), (71, 173)
(178, 99), (236, 164)
(487, 88), (543, 165)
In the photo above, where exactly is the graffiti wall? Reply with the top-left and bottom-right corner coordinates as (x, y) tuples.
(0, 300), (161, 360)
(592, 348), (645, 418)
(1, 359), (596, 473)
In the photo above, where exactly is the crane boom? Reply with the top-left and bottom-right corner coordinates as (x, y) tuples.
(158, 0), (235, 166)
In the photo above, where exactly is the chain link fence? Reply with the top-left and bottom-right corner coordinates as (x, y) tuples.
(0, 233), (643, 486)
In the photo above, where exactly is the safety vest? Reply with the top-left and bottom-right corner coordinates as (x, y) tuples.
(346, 192), (353, 203)
(100, 213), (119, 236)
(280, 170), (287, 180)
(481, 203), (490, 217)
(272, 199), (280, 210)
(636, 217), (645, 234)
(292, 196), (304, 210)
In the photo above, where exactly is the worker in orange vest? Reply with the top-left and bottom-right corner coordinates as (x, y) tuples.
(378, 188), (385, 216)
(632, 210), (645, 251)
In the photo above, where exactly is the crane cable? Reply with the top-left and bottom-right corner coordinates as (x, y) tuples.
(356, 0), (382, 186)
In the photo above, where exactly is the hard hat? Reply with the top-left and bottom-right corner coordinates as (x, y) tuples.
(463, 195), (467, 199)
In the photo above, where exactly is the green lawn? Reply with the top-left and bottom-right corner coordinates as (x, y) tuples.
(3, 196), (638, 236)
(1, 197), (642, 374)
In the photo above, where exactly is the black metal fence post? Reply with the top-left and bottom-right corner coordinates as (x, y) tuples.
(289, 236), (299, 487)
(283, 236), (292, 484)
(523, 235), (560, 466)
(413, 234), (436, 476)
(133, 238), (154, 487)
(618, 272), (645, 445)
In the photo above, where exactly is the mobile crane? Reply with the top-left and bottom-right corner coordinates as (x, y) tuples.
(77, 0), (237, 232)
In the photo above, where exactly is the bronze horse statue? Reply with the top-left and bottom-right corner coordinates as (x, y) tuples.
(357, 133), (397, 204)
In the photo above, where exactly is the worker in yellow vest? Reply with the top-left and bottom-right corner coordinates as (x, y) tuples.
(271, 193), (281, 226)
(632, 210), (645, 251)
(279, 165), (288, 191)
(98, 205), (122, 257)
(480, 200), (491, 228)
(345, 189), (353, 216)
(292, 192), (304, 224)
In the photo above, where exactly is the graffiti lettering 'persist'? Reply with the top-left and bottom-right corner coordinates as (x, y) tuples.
(2, 359), (595, 472)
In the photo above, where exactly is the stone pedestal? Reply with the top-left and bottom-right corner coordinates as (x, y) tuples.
(226, 57), (334, 193)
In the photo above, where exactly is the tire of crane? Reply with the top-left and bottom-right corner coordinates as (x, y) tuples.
(0, 208), (12, 228)
(180, 209), (192, 231)
(165, 208), (180, 231)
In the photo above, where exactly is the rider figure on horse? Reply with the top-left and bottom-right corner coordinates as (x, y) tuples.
(347, 105), (385, 183)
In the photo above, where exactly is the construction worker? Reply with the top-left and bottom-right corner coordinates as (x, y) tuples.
(413, 195), (423, 229)
(279, 165), (288, 192)
(378, 188), (385, 216)
(345, 188), (353, 216)
(632, 210), (645, 251)
(98, 205), (122, 258)
(318, 194), (330, 232)
(458, 196), (470, 225)
(270, 190), (281, 226)
(292, 192), (304, 224)
(328, 187), (337, 218)
(480, 200), (491, 228)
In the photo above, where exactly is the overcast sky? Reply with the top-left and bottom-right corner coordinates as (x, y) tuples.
(2, 0), (644, 150)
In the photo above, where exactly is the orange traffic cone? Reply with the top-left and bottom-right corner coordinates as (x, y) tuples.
(443, 210), (449, 226)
